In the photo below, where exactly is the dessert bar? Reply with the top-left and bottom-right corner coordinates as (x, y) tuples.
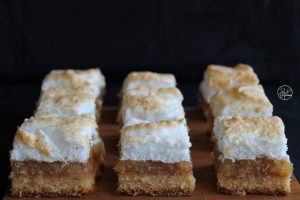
(35, 93), (97, 120)
(213, 116), (293, 195)
(199, 64), (259, 103)
(198, 64), (259, 131)
(118, 87), (185, 125)
(209, 85), (273, 118)
(42, 68), (105, 98)
(10, 68), (106, 197)
(114, 120), (195, 196)
(121, 71), (176, 92)
(10, 116), (105, 197)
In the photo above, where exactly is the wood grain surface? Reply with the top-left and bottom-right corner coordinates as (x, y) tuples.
(4, 107), (300, 200)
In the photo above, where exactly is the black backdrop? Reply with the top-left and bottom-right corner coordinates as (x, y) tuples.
(1, 0), (300, 83)
(1, 0), (300, 196)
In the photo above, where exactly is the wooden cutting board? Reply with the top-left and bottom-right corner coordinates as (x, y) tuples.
(4, 107), (300, 200)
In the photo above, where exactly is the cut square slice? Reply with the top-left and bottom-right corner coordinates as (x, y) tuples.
(10, 116), (105, 197)
(118, 87), (184, 125)
(213, 116), (293, 195)
(210, 85), (273, 118)
(35, 93), (97, 120)
(199, 64), (259, 103)
(114, 119), (195, 196)
(41, 68), (105, 97)
(121, 71), (176, 93)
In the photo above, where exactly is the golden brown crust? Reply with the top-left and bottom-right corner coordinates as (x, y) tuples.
(117, 186), (194, 196)
(205, 64), (259, 90)
(10, 160), (97, 197)
(217, 183), (290, 196)
(226, 85), (271, 106)
(117, 90), (184, 123)
(120, 93), (182, 112)
(40, 83), (95, 97)
(121, 119), (186, 132)
(13, 116), (97, 146)
(124, 71), (175, 84)
(38, 93), (96, 106)
(11, 190), (95, 198)
(43, 68), (104, 84)
(121, 95), (166, 112)
(116, 173), (195, 196)
(10, 179), (96, 197)
(220, 116), (285, 139)
(210, 84), (272, 108)
(35, 93), (97, 119)
(14, 129), (52, 156)
(122, 87), (183, 99)
(18, 116), (97, 130)
(209, 85), (273, 117)
(41, 68), (106, 99)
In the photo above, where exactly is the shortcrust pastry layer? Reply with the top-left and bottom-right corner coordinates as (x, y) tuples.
(114, 160), (195, 196)
(116, 174), (195, 196)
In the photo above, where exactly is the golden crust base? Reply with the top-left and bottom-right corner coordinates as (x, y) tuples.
(10, 173), (96, 197)
(114, 160), (195, 196)
(116, 174), (195, 196)
(213, 148), (293, 196)
(217, 175), (291, 196)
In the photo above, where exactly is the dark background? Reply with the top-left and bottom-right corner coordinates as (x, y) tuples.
(1, 0), (300, 197)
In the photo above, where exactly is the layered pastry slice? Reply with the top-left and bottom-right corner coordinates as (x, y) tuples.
(121, 71), (176, 93)
(199, 64), (259, 103)
(210, 84), (273, 118)
(117, 87), (185, 126)
(42, 68), (106, 97)
(198, 64), (259, 127)
(35, 93), (97, 120)
(213, 116), (293, 195)
(114, 119), (195, 196)
(208, 85), (272, 139)
(40, 83), (95, 99)
(10, 116), (105, 197)
(39, 84), (101, 121)
(121, 86), (182, 98)
(41, 68), (106, 120)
